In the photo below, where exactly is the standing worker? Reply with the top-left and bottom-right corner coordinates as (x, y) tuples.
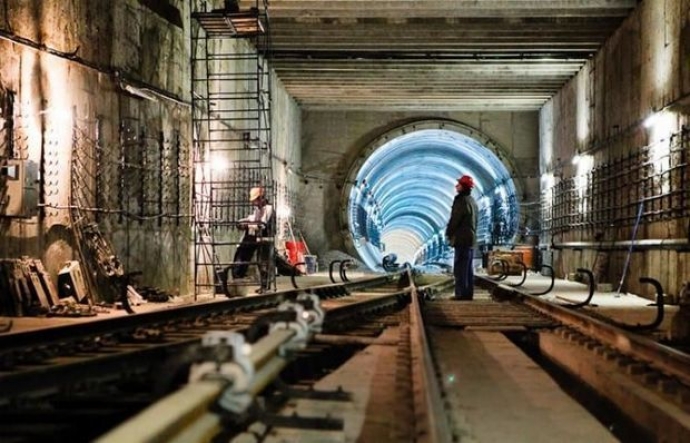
(445, 175), (478, 300)
(232, 186), (274, 293)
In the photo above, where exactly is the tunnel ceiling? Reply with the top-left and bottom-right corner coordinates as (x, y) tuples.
(258, 0), (639, 111)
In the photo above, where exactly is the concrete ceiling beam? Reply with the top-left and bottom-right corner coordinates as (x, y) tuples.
(259, 0), (638, 18)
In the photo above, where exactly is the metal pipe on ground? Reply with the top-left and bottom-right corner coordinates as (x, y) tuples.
(96, 328), (297, 443)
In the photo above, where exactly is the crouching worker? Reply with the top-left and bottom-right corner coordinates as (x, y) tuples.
(232, 187), (274, 293)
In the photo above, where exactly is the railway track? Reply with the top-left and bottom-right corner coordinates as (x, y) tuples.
(2, 270), (690, 442)
(450, 274), (690, 442)
(0, 273), (408, 442)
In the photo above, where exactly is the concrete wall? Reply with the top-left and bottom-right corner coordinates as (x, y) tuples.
(0, 0), (302, 300)
(300, 111), (540, 258)
(271, 74), (302, 252)
(0, 0), (192, 298)
(540, 0), (690, 297)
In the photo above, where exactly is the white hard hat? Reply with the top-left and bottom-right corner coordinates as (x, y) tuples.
(249, 187), (264, 202)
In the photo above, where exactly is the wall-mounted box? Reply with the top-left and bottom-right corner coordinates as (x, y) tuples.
(0, 159), (39, 218)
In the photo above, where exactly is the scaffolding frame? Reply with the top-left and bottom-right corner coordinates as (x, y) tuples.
(191, 0), (274, 298)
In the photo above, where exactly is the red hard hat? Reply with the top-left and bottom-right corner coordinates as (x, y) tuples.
(458, 175), (474, 189)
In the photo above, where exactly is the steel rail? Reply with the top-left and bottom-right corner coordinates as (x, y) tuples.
(408, 279), (454, 443)
(0, 274), (394, 352)
(415, 276), (455, 299)
(306, 272), (397, 297)
(0, 283), (409, 403)
(0, 293), (291, 351)
(323, 288), (411, 327)
(0, 339), (195, 398)
(480, 276), (690, 386)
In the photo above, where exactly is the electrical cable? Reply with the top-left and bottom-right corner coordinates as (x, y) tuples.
(616, 200), (644, 296)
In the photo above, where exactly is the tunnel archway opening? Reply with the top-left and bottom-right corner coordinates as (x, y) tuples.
(341, 120), (522, 272)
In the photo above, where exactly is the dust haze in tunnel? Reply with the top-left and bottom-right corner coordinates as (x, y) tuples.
(345, 124), (520, 271)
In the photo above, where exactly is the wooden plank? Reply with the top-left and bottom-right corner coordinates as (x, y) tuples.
(27, 269), (50, 308)
(18, 260), (48, 308)
(32, 260), (60, 306)
(0, 262), (18, 316)
(431, 329), (616, 442)
(11, 262), (29, 316)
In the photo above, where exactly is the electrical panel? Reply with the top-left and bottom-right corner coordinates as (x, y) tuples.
(0, 159), (39, 218)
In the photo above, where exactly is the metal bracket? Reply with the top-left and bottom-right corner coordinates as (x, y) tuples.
(188, 330), (255, 414)
(270, 293), (324, 353)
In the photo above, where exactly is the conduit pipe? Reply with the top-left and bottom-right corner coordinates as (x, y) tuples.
(0, 29), (190, 107)
(95, 330), (295, 443)
(551, 238), (690, 250)
(98, 295), (323, 443)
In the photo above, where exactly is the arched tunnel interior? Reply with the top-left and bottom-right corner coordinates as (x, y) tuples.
(343, 122), (522, 272)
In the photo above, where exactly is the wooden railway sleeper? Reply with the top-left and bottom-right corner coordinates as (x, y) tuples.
(269, 378), (351, 402)
(324, 286), (338, 298)
(311, 287), (327, 298)
(658, 377), (681, 395)
(261, 413), (344, 432)
(310, 284), (349, 300)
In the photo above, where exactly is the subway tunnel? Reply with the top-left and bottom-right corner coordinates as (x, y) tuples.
(342, 121), (521, 271)
(1, 1), (690, 442)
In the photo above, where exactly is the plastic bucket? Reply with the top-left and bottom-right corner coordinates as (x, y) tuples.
(304, 255), (317, 274)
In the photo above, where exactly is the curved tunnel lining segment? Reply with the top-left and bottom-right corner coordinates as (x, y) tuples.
(343, 120), (521, 271)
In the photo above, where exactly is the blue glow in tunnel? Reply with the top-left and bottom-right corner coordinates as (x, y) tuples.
(347, 128), (519, 271)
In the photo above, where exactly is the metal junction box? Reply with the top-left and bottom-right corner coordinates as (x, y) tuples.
(0, 159), (39, 218)
(57, 261), (90, 303)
